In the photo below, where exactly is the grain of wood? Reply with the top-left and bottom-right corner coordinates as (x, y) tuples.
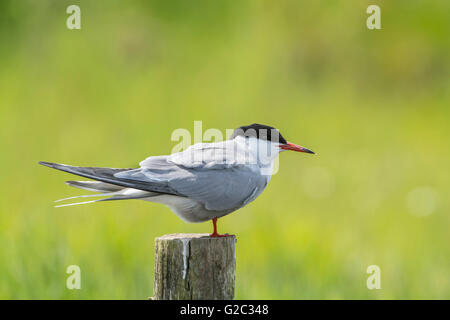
(153, 233), (236, 300)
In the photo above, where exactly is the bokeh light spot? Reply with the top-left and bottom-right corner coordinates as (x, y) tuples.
(406, 186), (438, 217)
(301, 166), (335, 199)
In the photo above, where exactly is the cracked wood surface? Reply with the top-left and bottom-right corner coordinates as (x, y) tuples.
(153, 233), (236, 300)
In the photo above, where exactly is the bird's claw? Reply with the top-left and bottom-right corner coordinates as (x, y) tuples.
(209, 232), (231, 238)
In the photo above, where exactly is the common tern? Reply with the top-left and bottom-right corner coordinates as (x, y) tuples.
(39, 124), (314, 237)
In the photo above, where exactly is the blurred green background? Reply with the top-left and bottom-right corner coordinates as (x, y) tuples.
(0, 0), (449, 299)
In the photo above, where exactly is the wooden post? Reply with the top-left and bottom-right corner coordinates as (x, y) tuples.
(152, 233), (236, 300)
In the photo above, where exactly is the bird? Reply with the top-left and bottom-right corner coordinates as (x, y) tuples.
(39, 123), (314, 237)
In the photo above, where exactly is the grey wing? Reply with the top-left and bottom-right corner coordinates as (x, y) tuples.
(39, 161), (181, 195)
(113, 156), (185, 194)
(116, 151), (267, 212)
(169, 167), (267, 211)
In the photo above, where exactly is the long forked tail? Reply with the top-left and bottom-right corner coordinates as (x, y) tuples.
(53, 186), (154, 208)
(65, 180), (124, 192)
(38, 161), (179, 207)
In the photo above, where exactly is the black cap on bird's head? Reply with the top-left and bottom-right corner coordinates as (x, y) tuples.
(230, 123), (315, 154)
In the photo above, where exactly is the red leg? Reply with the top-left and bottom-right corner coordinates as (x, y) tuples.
(209, 218), (230, 238)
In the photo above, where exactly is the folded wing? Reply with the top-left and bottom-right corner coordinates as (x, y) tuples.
(116, 141), (267, 211)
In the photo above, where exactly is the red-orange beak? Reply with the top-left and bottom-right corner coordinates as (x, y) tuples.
(280, 142), (315, 154)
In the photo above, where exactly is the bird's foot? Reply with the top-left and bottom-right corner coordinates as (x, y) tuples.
(209, 232), (231, 238)
(210, 218), (232, 237)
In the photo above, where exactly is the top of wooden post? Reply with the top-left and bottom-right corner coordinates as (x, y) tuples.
(156, 233), (236, 240)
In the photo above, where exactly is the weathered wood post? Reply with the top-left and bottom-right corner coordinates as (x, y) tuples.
(152, 233), (236, 300)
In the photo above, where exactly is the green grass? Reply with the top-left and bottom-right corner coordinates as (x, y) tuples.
(0, 0), (449, 299)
